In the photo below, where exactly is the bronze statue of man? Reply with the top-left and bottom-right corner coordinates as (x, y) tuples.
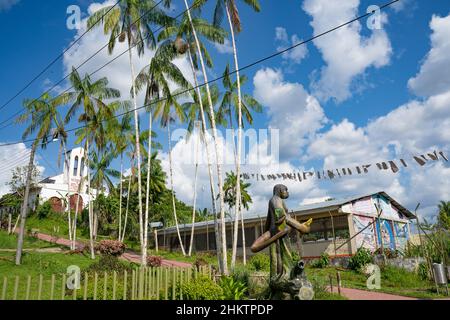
(251, 184), (313, 299)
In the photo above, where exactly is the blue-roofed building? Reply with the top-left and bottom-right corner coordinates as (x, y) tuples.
(155, 191), (416, 260)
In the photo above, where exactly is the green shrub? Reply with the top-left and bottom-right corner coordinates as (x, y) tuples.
(311, 253), (330, 268)
(147, 256), (163, 267)
(85, 255), (131, 274)
(231, 265), (250, 287)
(417, 262), (429, 280)
(35, 201), (55, 219)
(181, 275), (223, 300)
(95, 240), (126, 256)
(249, 253), (270, 272)
(348, 247), (373, 271)
(219, 276), (247, 300)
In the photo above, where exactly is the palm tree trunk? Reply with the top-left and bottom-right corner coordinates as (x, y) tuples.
(183, 0), (228, 274)
(72, 183), (81, 250)
(64, 143), (72, 243)
(86, 138), (95, 259)
(187, 50), (222, 270)
(143, 112), (153, 266)
(188, 125), (200, 256)
(121, 158), (134, 242)
(128, 40), (145, 265)
(15, 143), (37, 265)
(118, 153), (123, 241)
(225, 3), (244, 270)
(168, 122), (186, 256)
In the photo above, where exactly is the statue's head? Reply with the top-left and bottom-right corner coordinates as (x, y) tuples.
(273, 184), (289, 199)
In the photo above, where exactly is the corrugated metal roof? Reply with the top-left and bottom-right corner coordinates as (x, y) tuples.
(160, 191), (415, 233)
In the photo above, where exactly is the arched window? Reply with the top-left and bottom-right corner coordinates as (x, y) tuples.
(80, 157), (85, 177)
(73, 156), (79, 176)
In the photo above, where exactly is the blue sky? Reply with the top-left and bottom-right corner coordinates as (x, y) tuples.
(0, 0), (449, 220)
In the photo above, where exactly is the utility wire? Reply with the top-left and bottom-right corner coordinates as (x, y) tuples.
(0, 0), (166, 129)
(0, 0), (122, 113)
(0, 0), (400, 149)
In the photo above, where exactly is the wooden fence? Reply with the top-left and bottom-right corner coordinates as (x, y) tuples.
(0, 265), (212, 301)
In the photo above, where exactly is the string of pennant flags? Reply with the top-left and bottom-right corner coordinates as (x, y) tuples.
(239, 150), (449, 182)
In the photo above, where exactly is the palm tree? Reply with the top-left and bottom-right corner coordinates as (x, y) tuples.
(183, 85), (221, 256)
(107, 113), (133, 240)
(120, 119), (151, 242)
(438, 201), (450, 230)
(178, 0), (230, 273)
(57, 68), (121, 258)
(88, 0), (173, 265)
(153, 91), (187, 255)
(15, 93), (63, 265)
(217, 63), (261, 265)
(134, 39), (191, 264)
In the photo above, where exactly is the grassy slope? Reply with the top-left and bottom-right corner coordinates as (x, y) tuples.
(306, 266), (448, 299)
(0, 230), (58, 249)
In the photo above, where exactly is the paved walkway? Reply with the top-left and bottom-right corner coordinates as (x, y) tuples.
(328, 286), (417, 300)
(11, 230), (191, 268)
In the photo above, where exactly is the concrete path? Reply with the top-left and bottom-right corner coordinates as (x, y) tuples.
(328, 286), (419, 300)
(11, 230), (191, 268)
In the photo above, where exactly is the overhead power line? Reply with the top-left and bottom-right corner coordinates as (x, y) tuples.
(0, 0), (400, 149)
(0, 0), (166, 129)
(0, 0), (121, 113)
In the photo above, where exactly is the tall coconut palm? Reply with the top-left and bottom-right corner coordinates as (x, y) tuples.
(88, 0), (173, 265)
(134, 39), (191, 264)
(217, 63), (261, 265)
(57, 68), (121, 258)
(159, 11), (227, 268)
(15, 93), (64, 265)
(107, 113), (133, 240)
(120, 119), (151, 242)
(183, 84), (222, 256)
(176, 0), (230, 273)
(153, 91), (187, 255)
(213, 0), (261, 269)
(438, 201), (450, 230)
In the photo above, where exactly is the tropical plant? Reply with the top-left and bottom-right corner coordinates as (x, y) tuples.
(311, 252), (330, 268)
(218, 276), (247, 300)
(348, 247), (373, 271)
(438, 201), (450, 230)
(57, 68), (121, 257)
(212, 0), (261, 270)
(181, 275), (223, 300)
(88, 0), (173, 266)
(14, 92), (64, 265)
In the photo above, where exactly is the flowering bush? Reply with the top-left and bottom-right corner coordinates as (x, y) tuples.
(147, 255), (163, 267)
(95, 240), (126, 256)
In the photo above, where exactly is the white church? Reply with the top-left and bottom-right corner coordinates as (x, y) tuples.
(29, 147), (99, 213)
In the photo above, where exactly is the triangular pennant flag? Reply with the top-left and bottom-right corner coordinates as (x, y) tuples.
(389, 161), (399, 173)
(439, 151), (449, 162)
(362, 164), (371, 173)
(327, 170), (335, 179)
(400, 159), (408, 167)
(413, 156), (426, 166)
(427, 151), (438, 161)
(356, 166), (362, 174)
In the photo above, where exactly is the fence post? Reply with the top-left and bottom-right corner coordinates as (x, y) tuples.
(164, 268), (168, 300)
(13, 276), (19, 300)
(103, 272), (108, 300)
(336, 272), (342, 296)
(37, 274), (43, 300)
(93, 273), (98, 301)
(180, 268), (183, 300)
(83, 273), (88, 301)
(156, 268), (160, 300)
(147, 268), (151, 299)
(26, 276), (31, 300)
(172, 268), (176, 300)
(61, 274), (66, 300)
(113, 271), (117, 300)
(1, 277), (7, 300)
(123, 270), (128, 300)
(131, 269), (135, 300)
(139, 267), (144, 300)
(50, 274), (55, 300)
(329, 275), (333, 294)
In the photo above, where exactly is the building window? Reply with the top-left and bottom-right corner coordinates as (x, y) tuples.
(80, 157), (85, 176)
(73, 156), (79, 176)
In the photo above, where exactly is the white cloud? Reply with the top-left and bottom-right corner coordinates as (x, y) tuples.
(63, 1), (193, 114)
(408, 13), (450, 97)
(253, 68), (327, 160)
(0, 143), (45, 196)
(302, 0), (392, 102)
(213, 38), (234, 54)
(275, 27), (308, 65)
(0, 0), (19, 12)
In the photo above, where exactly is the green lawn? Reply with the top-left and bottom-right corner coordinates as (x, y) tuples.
(0, 230), (58, 249)
(26, 215), (89, 241)
(306, 265), (448, 299)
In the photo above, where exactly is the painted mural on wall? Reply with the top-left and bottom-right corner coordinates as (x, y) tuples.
(376, 219), (396, 250)
(394, 222), (409, 250)
(353, 215), (377, 251)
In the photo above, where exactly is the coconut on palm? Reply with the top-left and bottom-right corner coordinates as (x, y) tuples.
(174, 37), (188, 54)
